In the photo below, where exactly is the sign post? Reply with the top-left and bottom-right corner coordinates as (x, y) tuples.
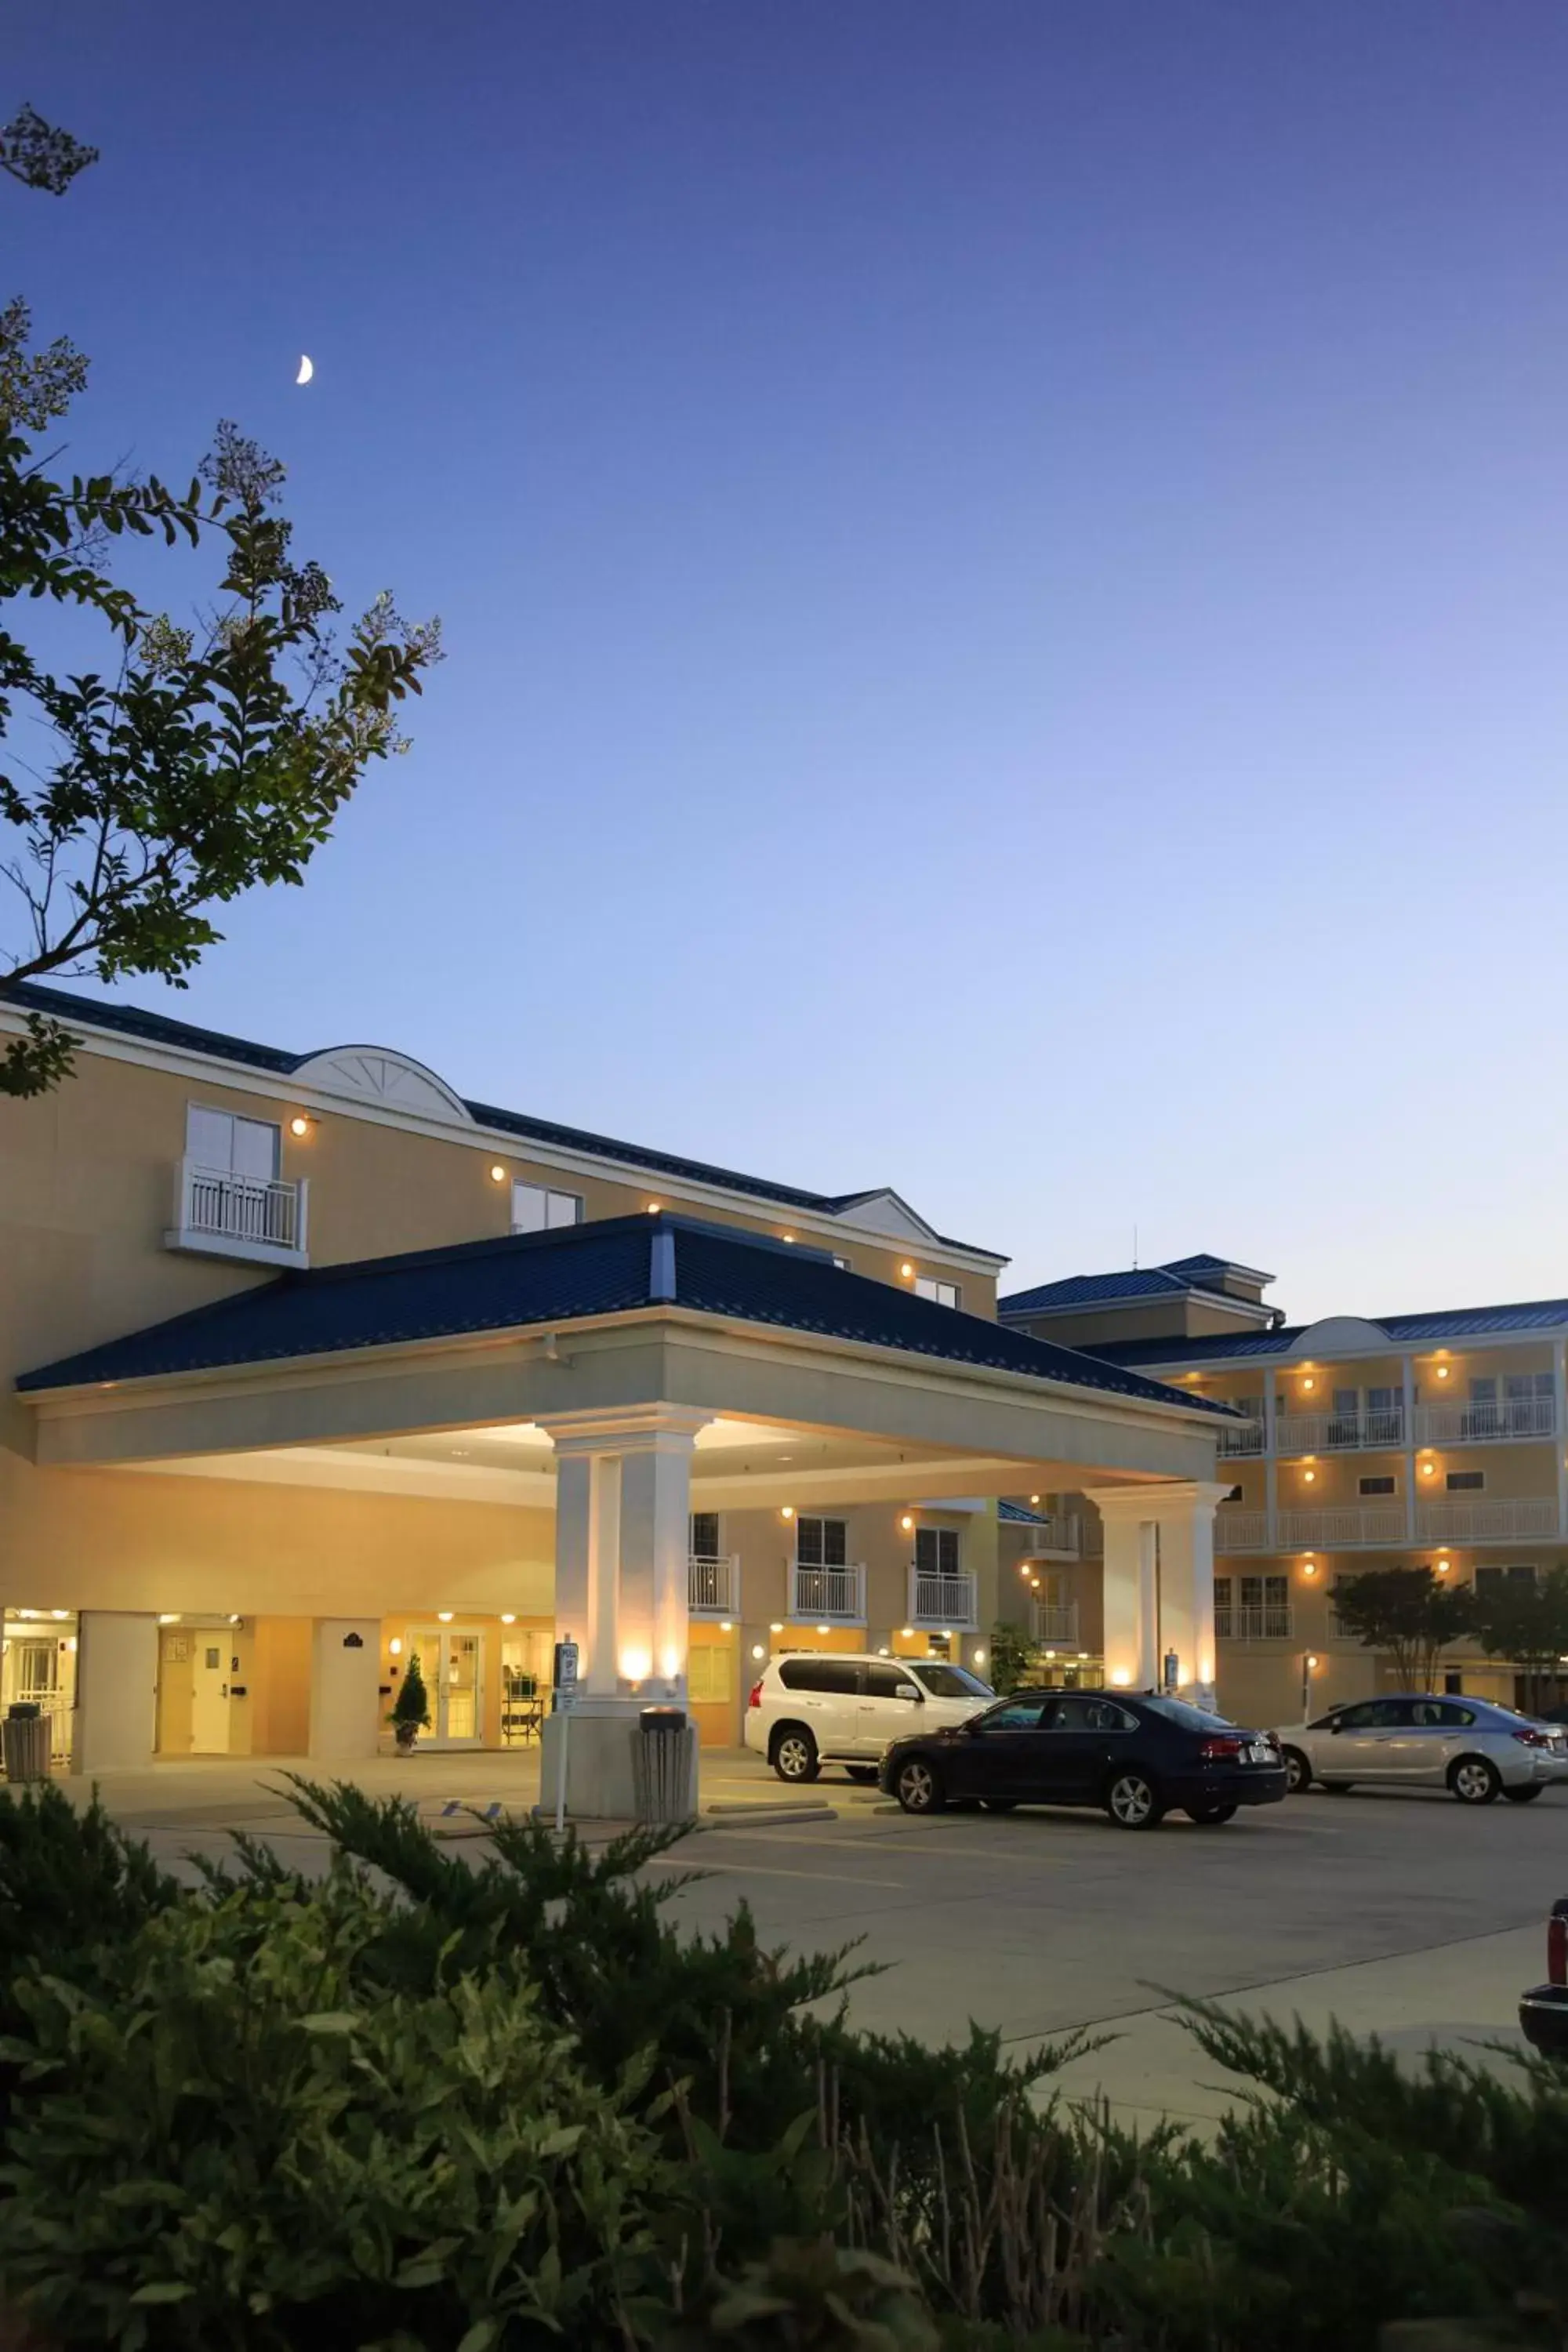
(552, 1636), (579, 1835)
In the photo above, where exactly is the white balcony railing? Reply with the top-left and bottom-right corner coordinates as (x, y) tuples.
(1217, 1419), (1266, 1457)
(908, 1567), (978, 1630)
(791, 1563), (866, 1624)
(688, 1554), (740, 1617)
(168, 1157), (308, 1265)
(1214, 1509), (1269, 1554)
(1274, 1407), (1405, 1456)
(1276, 1504), (1406, 1549)
(1021, 1514), (1083, 1557)
(1415, 1496), (1559, 1544)
(1415, 1397), (1558, 1446)
(1214, 1602), (1294, 1641)
(1031, 1600), (1080, 1646)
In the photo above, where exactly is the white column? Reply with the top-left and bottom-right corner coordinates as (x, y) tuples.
(1144, 1481), (1229, 1710)
(75, 1611), (158, 1772)
(1402, 1355), (1418, 1541)
(1263, 1369), (1279, 1549)
(308, 1618), (382, 1759)
(539, 1405), (710, 1817)
(1555, 1340), (1567, 1539)
(1083, 1490), (1160, 1691)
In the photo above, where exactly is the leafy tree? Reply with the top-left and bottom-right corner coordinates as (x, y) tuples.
(985, 1617), (1037, 1695)
(1331, 1565), (1475, 1691)
(0, 113), (441, 1097)
(1470, 1565), (1568, 1714)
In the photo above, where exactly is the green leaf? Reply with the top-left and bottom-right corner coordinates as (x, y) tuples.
(129, 2282), (195, 2305)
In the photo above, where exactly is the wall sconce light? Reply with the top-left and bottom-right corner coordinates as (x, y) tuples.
(769, 1621), (784, 1634)
(1436, 1557), (1451, 1576)
(437, 1610), (454, 1623)
(1421, 1459), (1437, 1477)
(899, 1512), (915, 1533)
(1302, 1468), (1316, 1483)
(1301, 1559), (1319, 1577)
(781, 1232), (795, 1243)
(1029, 1493), (1041, 1504)
(817, 1623), (831, 1636)
(1305, 1653), (1320, 1671)
(899, 1261), (914, 1279)
(158, 1613), (180, 1625)
(719, 1619), (733, 1633)
(647, 1200), (662, 1214)
(1436, 1363), (1451, 1381)
(389, 1637), (403, 1657)
(500, 1613), (516, 1625)
(289, 1114), (311, 1138)
(900, 1625), (913, 1639)
(1109, 1668), (1131, 1687)
(51, 1610), (68, 1622)
(619, 1646), (652, 1682)
(780, 1504), (794, 1522)
(489, 1163), (506, 1183)
(973, 1647), (987, 1665)
(752, 1642), (766, 1661)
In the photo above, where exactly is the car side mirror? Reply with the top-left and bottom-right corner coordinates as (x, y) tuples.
(1329, 1720), (1343, 1734)
(895, 1684), (921, 1702)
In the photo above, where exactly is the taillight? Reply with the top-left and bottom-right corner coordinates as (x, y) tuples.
(747, 1679), (764, 1711)
(1514, 1729), (1549, 1748)
(1549, 1903), (1568, 1987)
(1199, 1735), (1247, 1761)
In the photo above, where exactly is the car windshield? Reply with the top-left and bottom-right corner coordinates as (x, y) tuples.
(1139, 1694), (1242, 1733)
(911, 1663), (993, 1700)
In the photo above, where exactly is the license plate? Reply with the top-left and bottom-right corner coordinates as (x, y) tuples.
(1246, 1743), (1275, 1765)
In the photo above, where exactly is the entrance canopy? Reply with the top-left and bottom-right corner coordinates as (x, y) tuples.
(18, 1213), (1236, 1498)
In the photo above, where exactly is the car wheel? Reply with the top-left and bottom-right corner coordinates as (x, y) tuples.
(845, 1766), (878, 1784)
(895, 1757), (946, 1815)
(1185, 1803), (1238, 1825)
(1282, 1746), (1313, 1795)
(1449, 1755), (1501, 1806)
(1105, 1769), (1164, 1830)
(771, 1727), (820, 1784)
(982, 1798), (1018, 1813)
(1504, 1783), (1546, 1803)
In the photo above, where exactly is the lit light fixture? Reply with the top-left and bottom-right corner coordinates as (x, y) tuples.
(228, 1613), (242, 1626)
(437, 1610), (454, 1623)
(1044, 1648), (1056, 1661)
(647, 1200), (662, 1214)
(719, 1619), (733, 1633)
(1302, 1468), (1316, 1484)
(901, 1625), (913, 1638)
(941, 1628), (953, 1641)
(1305, 1653), (1320, 1671)
(1436, 1363), (1451, 1381)
(780, 1504), (794, 1521)
(974, 1648), (987, 1665)
(1301, 1561), (1319, 1578)
(489, 1164), (506, 1183)
(1110, 1668), (1131, 1687)
(877, 1646), (890, 1657)
(1421, 1459), (1437, 1477)
(158, 1613), (180, 1625)
(1019, 1563), (1033, 1579)
(781, 1232), (796, 1244)
(1436, 1558), (1451, 1576)
(770, 1621), (784, 1634)
(1030, 1493), (1041, 1505)
(619, 1646), (652, 1682)
(1301, 1375), (1316, 1392)
(899, 1512), (915, 1533)
(289, 1114), (310, 1138)
(500, 1613), (516, 1625)
(817, 1623), (831, 1635)
(752, 1642), (766, 1661)
(50, 1610), (68, 1621)
(899, 1261), (914, 1279)
(1077, 1651), (1089, 1661)
(66, 1636), (77, 1653)
(389, 1637), (403, 1657)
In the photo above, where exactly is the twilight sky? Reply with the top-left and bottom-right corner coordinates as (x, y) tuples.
(7, 2), (1568, 1322)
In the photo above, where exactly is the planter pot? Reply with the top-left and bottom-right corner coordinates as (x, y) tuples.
(394, 1726), (419, 1753)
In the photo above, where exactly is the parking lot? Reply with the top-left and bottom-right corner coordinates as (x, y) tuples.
(79, 1746), (1568, 2132)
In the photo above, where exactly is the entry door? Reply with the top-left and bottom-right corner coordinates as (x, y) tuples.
(190, 1639), (231, 1753)
(411, 1629), (486, 1748)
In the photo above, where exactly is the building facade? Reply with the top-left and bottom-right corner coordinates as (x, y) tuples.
(998, 1253), (1568, 1725)
(1, 984), (1230, 1795)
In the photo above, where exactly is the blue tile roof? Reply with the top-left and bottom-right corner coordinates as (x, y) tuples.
(998, 1500), (1051, 1524)
(16, 1212), (1234, 1418)
(1091, 1295), (1568, 1370)
(2, 981), (998, 1258)
(1000, 1252), (1274, 1319)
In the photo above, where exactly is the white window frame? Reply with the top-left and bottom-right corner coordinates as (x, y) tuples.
(914, 1276), (960, 1309)
(794, 1515), (848, 1569)
(913, 1526), (960, 1577)
(688, 1510), (723, 1559)
(185, 1102), (280, 1180)
(511, 1179), (583, 1234)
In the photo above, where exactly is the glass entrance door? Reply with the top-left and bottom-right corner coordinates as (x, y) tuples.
(408, 1628), (485, 1748)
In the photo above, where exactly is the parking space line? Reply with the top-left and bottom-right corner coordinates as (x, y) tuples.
(645, 1855), (906, 1889)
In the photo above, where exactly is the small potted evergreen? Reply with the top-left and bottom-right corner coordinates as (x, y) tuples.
(388, 1652), (431, 1752)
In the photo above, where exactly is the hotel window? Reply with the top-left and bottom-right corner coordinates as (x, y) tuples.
(186, 1104), (279, 1181)
(1359, 1475), (1396, 1497)
(795, 1515), (848, 1567)
(1475, 1563), (1539, 1595)
(511, 1180), (583, 1233)
(913, 1527), (960, 1577)
(1446, 1470), (1485, 1492)
(914, 1276), (960, 1308)
(688, 1512), (721, 1559)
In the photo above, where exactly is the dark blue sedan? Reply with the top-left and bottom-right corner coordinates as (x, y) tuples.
(878, 1687), (1288, 1829)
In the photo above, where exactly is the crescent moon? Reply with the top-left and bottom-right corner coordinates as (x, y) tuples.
(296, 354), (314, 385)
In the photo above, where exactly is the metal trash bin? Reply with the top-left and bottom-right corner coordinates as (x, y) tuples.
(632, 1705), (692, 1824)
(2, 1704), (52, 1785)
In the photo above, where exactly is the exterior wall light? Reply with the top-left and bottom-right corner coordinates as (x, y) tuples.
(389, 1638), (403, 1657)
(1436, 1556), (1452, 1575)
(770, 1621), (784, 1634)
(973, 1647), (987, 1665)
(900, 1262), (914, 1279)
(718, 1619), (733, 1633)
(1302, 1468), (1316, 1484)
(158, 1613), (180, 1625)
(1301, 1560), (1318, 1577)
(900, 1512), (915, 1533)
(1301, 1375), (1316, 1392)
(437, 1610), (454, 1623)
(900, 1625), (913, 1638)
(1436, 1363), (1451, 1380)
(780, 1504), (794, 1522)
(817, 1623), (831, 1635)
(1305, 1653), (1320, 1671)
(781, 1232), (795, 1243)
(620, 1646), (651, 1682)
(1421, 1460), (1437, 1477)
(1109, 1668), (1131, 1687)
(752, 1642), (766, 1661)
(500, 1613), (515, 1625)
(489, 1164), (506, 1183)
(647, 1200), (662, 1214)
(289, 1115), (311, 1138)
(1029, 1493), (1041, 1504)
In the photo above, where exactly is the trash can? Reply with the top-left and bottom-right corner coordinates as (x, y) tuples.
(2, 1703), (52, 1784)
(633, 1705), (692, 1824)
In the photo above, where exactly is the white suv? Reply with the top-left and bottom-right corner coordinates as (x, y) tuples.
(745, 1653), (995, 1784)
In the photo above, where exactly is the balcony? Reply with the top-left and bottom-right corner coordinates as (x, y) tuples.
(1217, 1418), (1266, 1458)
(1274, 1406), (1405, 1456)
(790, 1563), (866, 1624)
(1214, 1602), (1294, 1641)
(1214, 1509), (1269, 1554)
(1415, 1496), (1559, 1544)
(1022, 1513), (1085, 1558)
(688, 1553), (740, 1618)
(1030, 1600), (1080, 1646)
(165, 1158), (309, 1269)
(908, 1566), (978, 1631)
(1277, 1504), (1406, 1549)
(1414, 1397), (1558, 1446)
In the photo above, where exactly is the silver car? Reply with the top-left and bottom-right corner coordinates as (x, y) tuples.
(1275, 1693), (1568, 1806)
